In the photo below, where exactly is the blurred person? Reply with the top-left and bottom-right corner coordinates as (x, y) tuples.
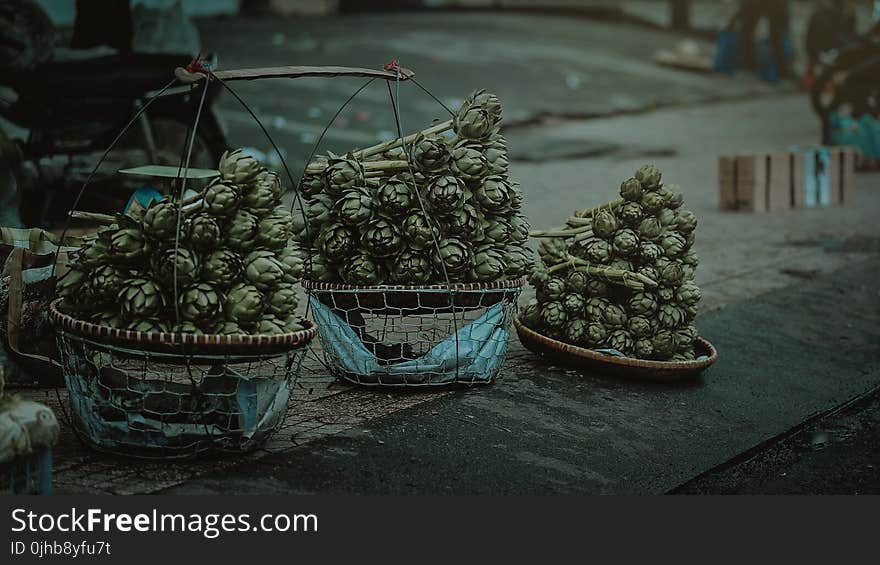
(734, 0), (790, 79)
(803, 0), (858, 87)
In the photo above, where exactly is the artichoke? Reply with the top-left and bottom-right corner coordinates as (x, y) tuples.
(305, 253), (336, 282)
(627, 315), (652, 339)
(641, 191), (665, 213)
(538, 237), (568, 265)
(257, 318), (286, 335)
(377, 175), (415, 215)
(675, 282), (702, 307)
(637, 216), (662, 240)
(635, 164), (662, 189)
(390, 250), (433, 284)
(602, 303), (628, 330)
(91, 310), (122, 328)
(442, 203), (484, 241)
(56, 268), (89, 310)
(202, 249), (243, 287)
(657, 259), (684, 287)
(337, 186), (374, 225)
(242, 181), (277, 216)
(632, 339), (654, 359)
(607, 329), (633, 354)
(426, 175), (467, 213)
(432, 238), (473, 276)
(266, 284), (299, 317)
(257, 208), (294, 251)
(474, 175), (512, 213)
(203, 182), (241, 217)
(402, 212), (439, 250)
(660, 232), (687, 258)
(462, 89), (503, 123)
(172, 321), (203, 334)
(652, 330), (677, 360)
(152, 246), (200, 287)
(305, 194), (335, 228)
(278, 245), (306, 284)
(564, 319), (590, 345)
(674, 326), (698, 350)
(584, 297), (610, 321)
(665, 185), (685, 209)
(674, 209), (698, 234)
(508, 214), (530, 244)
(219, 149), (260, 184)
(585, 322), (609, 347)
(540, 301), (567, 330)
(363, 219), (403, 258)
(281, 316), (306, 333)
(657, 207), (676, 227)
(562, 293), (585, 316)
(536, 277), (566, 303)
(503, 246), (533, 278)
(585, 238), (612, 264)
(76, 234), (111, 270)
(186, 214), (221, 251)
(342, 254), (388, 285)
(658, 304), (685, 329)
(484, 143), (509, 176)
(608, 257), (633, 273)
(638, 242), (663, 264)
(509, 183), (524, 211)
(317, 222), (356, 261)
(481, 215), (511, 245)
(226, 208), (260, 252)
(324, 153), (365, 196)
(657, 286), (676, 303)
(528, 264), (551, 288)
(619, 177), (644, 202)
(638, 266), (660, 286)
(619, 201), (644, 226)
(468, 247), (506, 282)
(299, 171), (327, 198)
(243, 250), (285, 292)
(520, 299), (543, 330)
(566, 270), (589, 293)
(453, 104), (495, 141)
(450, 143), (489, 182)
(109, 227), (148, 261)
(255, 168), (283, 199)
(90, 265), (128, 302)
(628, 292), (658, 316)
(216, 320), (245, 335)
(612, 228), (640, 257)
(119, 277), (165, 320)
(142, 200), (179, 240)
(409, 133), (450, 173)
(592, 209), (618, 239)
(224, 283), (264, 325)
(179, 283), (222, 324)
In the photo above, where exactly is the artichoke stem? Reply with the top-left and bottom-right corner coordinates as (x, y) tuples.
(530, 225), (591, 239)
(573, 199), (624, 218)
(70, 211), (116, 225)
(547, 255), (657, 290)
(353, 119), (453, 160)
(565, 216), (592, 227)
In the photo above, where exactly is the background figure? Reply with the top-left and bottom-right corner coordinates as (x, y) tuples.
(736, 0), (790, 78)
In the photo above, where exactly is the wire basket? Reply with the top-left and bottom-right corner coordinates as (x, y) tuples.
(1, 448), (52, 495)
(51, 300), (315, 459)
(305, 279), (523, 387)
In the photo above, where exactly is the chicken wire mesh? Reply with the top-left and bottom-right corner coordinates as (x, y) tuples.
(1, 448), (52, 495)
(56, 331), (307, 459)
(305, 282), (522, 386)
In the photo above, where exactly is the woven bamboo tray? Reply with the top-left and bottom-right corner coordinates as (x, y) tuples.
(50, 299), (316, 358)
(514, 317), (716, 382)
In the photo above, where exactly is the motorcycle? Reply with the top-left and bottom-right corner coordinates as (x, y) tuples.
(0, 52), (228, 227)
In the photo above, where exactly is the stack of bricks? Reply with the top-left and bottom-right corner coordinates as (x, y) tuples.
(719, 146), (858, 212)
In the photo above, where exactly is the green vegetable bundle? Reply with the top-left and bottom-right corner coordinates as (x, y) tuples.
(522, 165), (701, 362)
(296, 90), (533, 285)
(56, 149), (307, 335)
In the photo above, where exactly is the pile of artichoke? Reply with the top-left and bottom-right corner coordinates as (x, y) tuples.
(520, 165), (702, 362)
(296, 89), (533, 285)
(56, 150), (307, 335)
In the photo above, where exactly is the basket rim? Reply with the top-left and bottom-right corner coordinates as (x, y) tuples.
(49, 298), (316, 351)
(302, 278), (526, 292)
(513, 316), (717, 372)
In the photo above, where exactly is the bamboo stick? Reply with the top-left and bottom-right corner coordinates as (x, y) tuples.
(71, 211), (116, 225)
(353, 119), (453, 160)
